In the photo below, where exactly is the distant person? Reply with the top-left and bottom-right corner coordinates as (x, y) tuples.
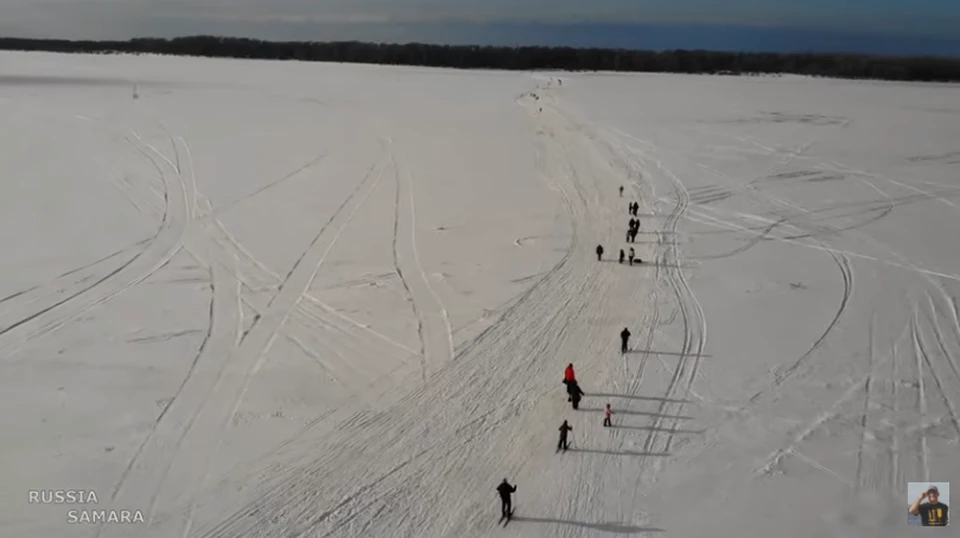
(496, 479), (517, 519)
(569, 382), (584, 409)
(909, 485), (949, 526)
(603, 403), (613, 427)
(620, 327), (631, 353)
(619, 249), (625, 264)
(628, 247), (636, 265)
(563, 363), (576, 399)
(596, 244), (604, 261)
(619, 185), (624, 197)
(558, 420), (573, 451)
(564, 363), (576, 384)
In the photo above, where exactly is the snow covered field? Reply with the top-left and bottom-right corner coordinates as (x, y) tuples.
(1, 51), (958, 537)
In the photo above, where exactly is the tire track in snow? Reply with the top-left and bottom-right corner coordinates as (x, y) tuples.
(391, 152), (454, 382)
(196, 85), (660, 538)
(0, 129), (190, 360)
(855, 311), (878, 492)
(157, 146), (392, 538)
(98, 134), (242, 538)
(916, 297), (960, 443)
(600, 127), (707, 457)
(773, 250), (852, 387)
(910, 314), (931, 482)
(665, 138), (857, 395)
(0, 242), (143, 315)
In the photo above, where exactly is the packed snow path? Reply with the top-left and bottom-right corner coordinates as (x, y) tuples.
(2, 52), (959, 538)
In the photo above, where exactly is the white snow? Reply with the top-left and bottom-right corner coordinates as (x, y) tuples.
(1, 51), (959, 538)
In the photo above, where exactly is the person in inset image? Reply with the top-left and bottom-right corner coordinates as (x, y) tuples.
(909, 485), (949, 526)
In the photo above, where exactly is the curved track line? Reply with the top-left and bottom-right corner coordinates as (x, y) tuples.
(157, 146), (393, 537)
(195, 85), (662, 538)
(99, 134), (240, 538)
(0, 129), (190, 360)
(392, 153), (455, 376)
(390, 156), (430, 384)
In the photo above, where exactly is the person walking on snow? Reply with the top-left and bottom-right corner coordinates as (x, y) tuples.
(619, 248), (625, 264)
(569, 381), (584, 409)
(563, 363), (576, 399)
(497, 479), (517, 519)
(620, 327), (631, 353)
(628, 247), (635, 265)
(619, 185), (624, 197)
(558, 420), (573, 451)
(596, 244), (604, 261)
(603, 403), (613, 427)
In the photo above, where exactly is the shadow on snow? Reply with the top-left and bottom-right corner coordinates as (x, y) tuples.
(511, 516), (666, 534)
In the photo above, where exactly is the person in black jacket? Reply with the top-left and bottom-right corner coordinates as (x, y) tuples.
(620, 327), (631, 353)
(596, 244), (604, 261)
(558, 420), (573, 451)
(909, 485), (949, 526)
(569, 381), (585, 409)
(496, 479), (517, 518)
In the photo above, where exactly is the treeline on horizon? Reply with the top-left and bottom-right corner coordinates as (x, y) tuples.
(2, 35), (960, 82)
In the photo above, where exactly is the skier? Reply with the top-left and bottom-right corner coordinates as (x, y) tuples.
(619, 185), (624, 197)
(619, 248), (625, 264)
(596, 244), (604, 261)
(620, 327), (631, 353)
(558, 420), (573, 451)
(603, 403), (613, 427)
(496, 479), (517, 519)
(569, 381), (584, 409)
(565, 376), (583, 401)
(628, 247), (635, 265)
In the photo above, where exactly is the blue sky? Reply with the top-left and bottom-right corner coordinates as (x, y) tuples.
(1, 0), (958, 53)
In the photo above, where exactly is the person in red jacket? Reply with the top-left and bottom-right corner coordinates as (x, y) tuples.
(563, 363), (577, 401)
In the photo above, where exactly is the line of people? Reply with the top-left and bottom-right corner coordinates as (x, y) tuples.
(500, 186), (639, 519)
(626, 217), (640, 243)
(558, 363), (616, 451)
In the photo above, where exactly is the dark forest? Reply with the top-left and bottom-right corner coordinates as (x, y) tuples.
(2, 36), (959, 82)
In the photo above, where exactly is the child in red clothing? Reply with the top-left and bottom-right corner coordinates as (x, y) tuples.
(603, 403), (613, 427)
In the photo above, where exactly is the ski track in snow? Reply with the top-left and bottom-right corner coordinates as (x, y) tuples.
(192, 78), (680, 538)
(391, 150), (455, 383)
(0, 128), (190, 360)
(6, 59), (960, 538)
